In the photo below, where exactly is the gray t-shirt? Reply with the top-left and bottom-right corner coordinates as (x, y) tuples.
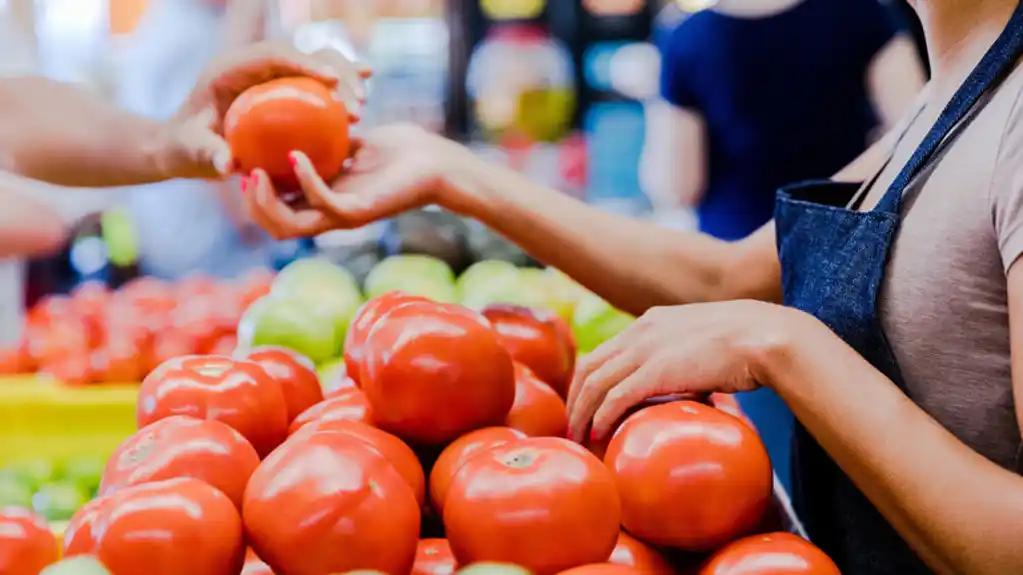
(857, 62), (1023, 472)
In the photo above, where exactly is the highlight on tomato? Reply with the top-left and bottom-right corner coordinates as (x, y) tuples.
(604, 401), (773, 552)
(241, 346), (324, 423)
(444, 437), (620, 575)
(288, 389), (374, 435)
(429, 426), (528, 512)
(343, 292), (430, 386)
(697, 532), (841, 575)
(608, 532), (674, 575)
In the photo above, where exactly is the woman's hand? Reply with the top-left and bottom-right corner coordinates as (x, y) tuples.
(157, 42), (371, 181)
(242, 124), (474, 239)
(565, 299), (808, 442)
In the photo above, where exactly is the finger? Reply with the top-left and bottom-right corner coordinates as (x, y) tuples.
(591, 361), (662, 440)
(567, 348), (642, 443)
(249, 169), (334, 239)
(566, 323), (641, 414)
(290, 151), (336, 210)
(312, 49), (366, 118)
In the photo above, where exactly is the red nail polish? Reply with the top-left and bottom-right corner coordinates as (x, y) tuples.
(288, 152), (298, 168)
(589, 429), (600, 443)
(239, 177), (248, 194)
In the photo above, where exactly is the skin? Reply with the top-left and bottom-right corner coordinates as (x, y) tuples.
(640, 0), (928, 209)
(245, 1), (1023, 572)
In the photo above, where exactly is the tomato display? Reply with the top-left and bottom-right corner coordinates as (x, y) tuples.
(557, 566), (642, 575)
(243, 430), (420, 575)
(0, 507), (59, 575)
(604, 402), (773, 552)
(291, 420), (426, 507)
(288, 389), (374, 435)
(608, 532), (674, 575)
(99, 416), (260, 510)
(344, 292), (429, 386)
(242, 548), (274, 575)
(137, 355), (289, 458)
(429, 427), (527, 512)
(361, 302), (516, 445)
(241, 346), (324, 423)
(481, 304), (576, 398)
(697, 533), (840, 575)
(64, 478), (245, 575)
(505, 363), (568, 438)
(444, 437), (620, 575)
(413, 539), (458, 575)
(225, 77), (351, 189)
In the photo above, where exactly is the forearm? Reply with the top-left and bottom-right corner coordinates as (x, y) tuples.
(0, 77), (168, 187)
(449, 155), (740, 315)
(753, 312), (1023, 575)
(0, 172), (68, 258)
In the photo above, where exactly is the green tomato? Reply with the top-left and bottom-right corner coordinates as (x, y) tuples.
(40, 556), (113, 575)
(456, 563), (534, 575)
(60, 457), (105, 496)
(239, 296), (342, 364)
(1, 459), (57, 491)
(364, 255), (457, 302)
(0, 476), (34, 509)
(572, 292), (635, 354)
(456, 260), (520, 299)
(33, 481), (89, 522)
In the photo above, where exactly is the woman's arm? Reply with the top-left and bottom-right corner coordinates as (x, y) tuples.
(0, 172), (67, 258)
(752, 305), (1023, 575)
(639, 99), (706, 208)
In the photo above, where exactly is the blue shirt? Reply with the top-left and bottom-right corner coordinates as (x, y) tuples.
(658, 0), (900, 240)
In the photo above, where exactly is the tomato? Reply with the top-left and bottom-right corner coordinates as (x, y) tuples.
(413, 539), (458, 575)
(0, 341), (31, 375)
(137, 355), (289, 458)
(243, 430), (420, 575)
(241, 347), (324, 423)
(208, 334), (239, 357)
(236, 269), (275, 308)
(343, 292), (429, 386)
(506, 363), (568, 438)
(291, 420), (426, 507)
(0, 507), (58, 575)
(481, 304), (576, 398)
(444, 437), (620, 575)
(698, 533), (840, 575)
(242, 548), (274, 575)
(323, 373), (359, 398)
(69, 281), (111, 316)
(288, 390), (373, 435)
(557, 566), (642, 575)
(39, 352), (94, 387)
(25, 318), (91, 367)
(428, 427), (527, 512)
(604, 401), (772, 552)
(608, 532), (674, 575)
(361, 302), (516, 445)
(455, 564), (533, 575)
(582, 395), (709, 460)
(225, 77), (350, 189)
(119, 277), (176, 313)
(100, 416), (259, 510)
(64, 478), (245, 575)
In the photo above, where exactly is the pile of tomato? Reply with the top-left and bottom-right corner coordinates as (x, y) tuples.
(0, 291), (840, 575)
(0, 270), (275, 385)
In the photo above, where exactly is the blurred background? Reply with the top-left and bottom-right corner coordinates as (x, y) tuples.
(0, 0), (929, 338)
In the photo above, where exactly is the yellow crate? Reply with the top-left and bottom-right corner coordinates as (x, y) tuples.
(0, 377), (138, 464)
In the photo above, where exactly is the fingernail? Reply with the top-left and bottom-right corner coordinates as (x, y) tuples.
(589, 429), (600, 442)
(213, 149), (232, 175)
(239, 177), (249, 195)
(288, 152), (299, 168)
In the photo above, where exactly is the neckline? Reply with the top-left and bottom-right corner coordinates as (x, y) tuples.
(705, 0), (811, 23)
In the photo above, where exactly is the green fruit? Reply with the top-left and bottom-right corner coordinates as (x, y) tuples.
(364, 255), (457, 302)
(571, 292), (635, 354)
(33, 481), (88, 522)
(456, 260), (520, 298)
(2, 459), (57, 491)
(60, 457), (105, 496)
(456, 563), (534, 575)
(271, 258), (365, 343)
(0, 476), (34, 509)
(41, 556), (113, 575)
(241, 297), (342, 364)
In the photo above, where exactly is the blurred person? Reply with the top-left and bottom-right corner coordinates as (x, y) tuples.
(247, 0), (1023, 570)
(638, 0), (927, 489)
(112, 0), (276, 280)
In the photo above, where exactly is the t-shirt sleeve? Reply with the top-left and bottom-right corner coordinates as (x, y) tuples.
(657, 24), (700, 110)
(990, 89), (1023, 273)
(853, 0), (904, 68)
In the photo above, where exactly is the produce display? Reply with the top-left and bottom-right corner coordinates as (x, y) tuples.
(0, 255), (839, 575)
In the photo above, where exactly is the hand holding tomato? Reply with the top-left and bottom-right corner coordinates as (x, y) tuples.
(566, 300), (808, 442)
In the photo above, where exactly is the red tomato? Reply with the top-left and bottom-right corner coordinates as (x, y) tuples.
(609, 532), (674, 575)
(557, 566), (642, 575)
(39, 352), (94, 387)
(604, 402), (773, 552)
(343, 292), (429, 386)
(444, 437), (620, 575)
(25, 318), (90, 367)
(582, 395), (709, 460)
(242, 347), (324, 423)
(225, 77), (350, 189)
(324, 373), (359, 398)
(243, 548), (275, 575)
(361, 302), (516, 445)
(0, 342), (31, 375)
(137, 355), (289, 458)
(209, 334), (239, 357)
(288, 390), (373, 435)
(291, 420), (426, 507)
(0, 507), (58, 575)
(243, 430), (420, 575)
(235, 269), (275, 308)
(64, 478), (245, 575)
(69, 280), (111, 316)
(506, 363), (568, 438)
(698, 533), (840, 575)
(481, 304), (577, 398)
(119, 277), (176, 313)
(413, 539), (458, 575)
(100, 416), (260, 510)
(147, 332), (201, 373)
(428, 426), (527, 513)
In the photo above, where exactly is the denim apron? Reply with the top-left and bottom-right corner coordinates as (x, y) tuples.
(774, 3), (1023, 573)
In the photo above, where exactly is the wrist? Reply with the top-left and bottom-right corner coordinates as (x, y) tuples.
(436, 142), (496, 218)
(740, 304), (820, 393)
(140, 122), (178, 183)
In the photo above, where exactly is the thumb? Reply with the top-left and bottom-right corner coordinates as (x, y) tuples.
(166, 109), (235, 179)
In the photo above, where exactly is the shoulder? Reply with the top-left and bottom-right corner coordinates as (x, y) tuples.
(991, 61), (1023, 175)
